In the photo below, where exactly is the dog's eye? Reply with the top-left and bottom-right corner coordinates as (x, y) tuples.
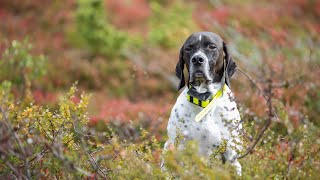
(185, 48), (192, 52)
(208, 45), (217, 50)
(185, 45), (193, 52)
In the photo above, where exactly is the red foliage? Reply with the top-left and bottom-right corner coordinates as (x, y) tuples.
(266, 28), (288, 46)
(210, 6), (230, 25)
(193, 4), (231, 30)
(0, 8), (8, 18)
(90, 99), (171, 126)
(71, 96), (80, 104)
(316, 1), (320, 16)
(106, 0), (151, 33)
(33, 89), (57, 105)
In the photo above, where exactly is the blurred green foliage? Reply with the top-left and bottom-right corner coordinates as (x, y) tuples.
(0, 40), (46, 103)
(148, 0), (197, 48)
(72, 0), (141, 58)
(0, 40), (46, 84)
(72, 0), (197, 56)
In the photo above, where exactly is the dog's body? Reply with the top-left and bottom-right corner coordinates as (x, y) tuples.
(163, 32), (242, 175)
(164, 82), (242, 173)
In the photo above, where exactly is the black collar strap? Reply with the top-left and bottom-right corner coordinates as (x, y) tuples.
(187, 85), (213, 108)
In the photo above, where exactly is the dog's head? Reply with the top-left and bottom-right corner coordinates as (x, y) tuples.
(176, 32), (237, 92)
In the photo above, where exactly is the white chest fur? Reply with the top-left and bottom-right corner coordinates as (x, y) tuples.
(164, 83), (242, 174)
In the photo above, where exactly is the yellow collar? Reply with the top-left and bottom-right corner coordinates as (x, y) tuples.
(187, 84), (226, 108)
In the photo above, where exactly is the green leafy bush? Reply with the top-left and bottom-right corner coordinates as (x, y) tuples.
(0, 39), (47, 103)
(0, 83), (93, 179)
(72, 0), (141, 58)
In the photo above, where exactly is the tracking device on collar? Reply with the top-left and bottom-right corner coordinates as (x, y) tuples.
(187, 85), (213, 108)
(187, 84), (227, 109)
(187, 85), (212, 101)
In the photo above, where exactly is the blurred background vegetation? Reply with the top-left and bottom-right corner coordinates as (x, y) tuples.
(0, 0), (319, 179)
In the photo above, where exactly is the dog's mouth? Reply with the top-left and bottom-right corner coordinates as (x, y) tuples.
(189, 71), (212, 86)
(188, 70), (212, 96)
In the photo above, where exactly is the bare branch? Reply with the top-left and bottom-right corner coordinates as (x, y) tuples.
(0, 104), (31, 178)
(236, 68), (276, 159)
(236, 67), (279, 122)
(87, 151), (107, 178)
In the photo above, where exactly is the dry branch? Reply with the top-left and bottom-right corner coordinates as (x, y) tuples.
(236, 68), (276, 159)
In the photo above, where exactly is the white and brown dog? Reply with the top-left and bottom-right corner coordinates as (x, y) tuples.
(163, 32), (242, 175)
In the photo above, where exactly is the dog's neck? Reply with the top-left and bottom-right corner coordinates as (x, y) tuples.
(193, 82), (223, 95)
(189, 73), (223, 93)
(193, 83), (208, 93)
(208, 82), (223, 95)
(187, 81), (223, 103)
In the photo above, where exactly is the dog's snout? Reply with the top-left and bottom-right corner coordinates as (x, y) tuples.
(191, 56), (204, 66)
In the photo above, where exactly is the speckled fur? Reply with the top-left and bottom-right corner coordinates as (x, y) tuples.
(163, 82), (242, 174)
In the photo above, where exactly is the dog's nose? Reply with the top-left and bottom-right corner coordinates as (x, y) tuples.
(191, 56), (204, 66)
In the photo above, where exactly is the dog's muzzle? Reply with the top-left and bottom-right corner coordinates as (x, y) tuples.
(189, 51), (212, 85)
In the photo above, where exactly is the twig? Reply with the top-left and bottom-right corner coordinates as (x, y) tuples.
(237, 67), (279, 122)
(49, 119), (55, 140)
(0, 106), (25, 154)
(0, 105), (31, 178)
(87, 151), (107, 178)
(36, 117), (53, 141)
(20, 149), (49, 168)
(48, 142), (93, 177)
(240, 129), (253, 142)
(236, 68), (276, 159)
(20, 128), (82, 168)
(71, 113), (108, 178)
(271, 76), (304, 89)
(3, 158), (27, 179)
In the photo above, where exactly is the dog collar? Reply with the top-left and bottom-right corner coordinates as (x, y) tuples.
(187, 84), (226, 108)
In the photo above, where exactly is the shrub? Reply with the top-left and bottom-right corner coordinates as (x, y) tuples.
(72, 0), (141, 58)
(0, 39), (47, 103)
(239, 105), (320, 179)
(0, 83), (93, 179)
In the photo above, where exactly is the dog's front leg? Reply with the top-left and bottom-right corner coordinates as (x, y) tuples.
(223, 148), (242, 176)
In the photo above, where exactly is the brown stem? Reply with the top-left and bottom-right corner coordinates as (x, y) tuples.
(236, 68), (274, 159)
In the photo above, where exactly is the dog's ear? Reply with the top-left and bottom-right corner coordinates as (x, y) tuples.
(176, 45), (185, 90)
(223, 41), (237, 87)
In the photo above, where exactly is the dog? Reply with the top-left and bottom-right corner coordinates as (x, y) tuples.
(163, 32), (242, 175)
